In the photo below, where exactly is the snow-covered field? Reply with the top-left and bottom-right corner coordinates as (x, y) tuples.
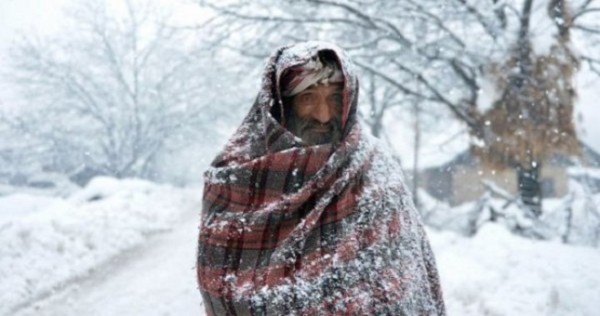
(1, 177), (599, 315)
(0, 177), (202, 315)
(431, 224), (600, 315)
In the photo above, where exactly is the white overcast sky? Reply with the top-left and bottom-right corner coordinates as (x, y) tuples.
(1, 0), (599, 154)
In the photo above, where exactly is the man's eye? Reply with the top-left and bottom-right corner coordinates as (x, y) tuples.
(299, 94), (315, 104)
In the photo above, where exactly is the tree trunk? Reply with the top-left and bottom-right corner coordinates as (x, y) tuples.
(517, 162), (542, 217)
(412, 100), (421, 208)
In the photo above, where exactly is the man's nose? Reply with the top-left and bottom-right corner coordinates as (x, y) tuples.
(312, 99), (332, 123)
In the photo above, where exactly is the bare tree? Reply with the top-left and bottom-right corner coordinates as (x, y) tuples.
(194, 0), (600, 218)
(1, 0), (228, 184)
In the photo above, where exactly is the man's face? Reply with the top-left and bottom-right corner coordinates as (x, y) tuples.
(286, 83), (343, 145)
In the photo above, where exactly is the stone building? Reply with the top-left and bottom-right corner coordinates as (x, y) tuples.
(421, 142), (600, 206)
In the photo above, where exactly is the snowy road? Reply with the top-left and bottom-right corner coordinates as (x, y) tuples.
(14, 211), (205, 316)
(8, 183), (600, 316)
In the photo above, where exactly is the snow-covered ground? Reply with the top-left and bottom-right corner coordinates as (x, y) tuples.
(2, 177), (600, 315)
(13, 203), (203, 315)
(431, 224), (600, 315)
(0, 177), (202, 315)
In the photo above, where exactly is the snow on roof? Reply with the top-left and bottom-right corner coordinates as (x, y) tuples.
(567, 167), (600, 179)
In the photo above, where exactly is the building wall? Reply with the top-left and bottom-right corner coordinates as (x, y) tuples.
(540, 166), (569, 197)
(446, 165), (568, 206)
(422, 168), (453, 203)
(450, 166), (517, 204)
(420, 145), (600, 206)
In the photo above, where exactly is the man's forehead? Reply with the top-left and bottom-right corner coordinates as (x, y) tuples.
(301, 83), (343, 93)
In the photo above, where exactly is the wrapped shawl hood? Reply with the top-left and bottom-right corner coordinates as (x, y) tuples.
(210, 41), (359, 163)
(197, 42), (445, 315)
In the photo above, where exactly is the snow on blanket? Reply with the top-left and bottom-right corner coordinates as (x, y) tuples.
(0, 177), (200, 315)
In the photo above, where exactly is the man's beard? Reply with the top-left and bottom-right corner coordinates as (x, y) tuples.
(286, 114), (342, 146)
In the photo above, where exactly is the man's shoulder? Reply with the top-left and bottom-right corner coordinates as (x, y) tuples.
(356, 128), (406, 181)
(359, 129), (400, 162)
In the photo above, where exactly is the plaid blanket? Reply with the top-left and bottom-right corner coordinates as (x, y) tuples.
(197, 42), (445, 315)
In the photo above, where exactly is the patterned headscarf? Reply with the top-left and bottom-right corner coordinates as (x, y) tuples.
(279, 53), (344, 97)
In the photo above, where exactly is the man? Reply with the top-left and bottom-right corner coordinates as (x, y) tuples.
(197, 42), (446, 315)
